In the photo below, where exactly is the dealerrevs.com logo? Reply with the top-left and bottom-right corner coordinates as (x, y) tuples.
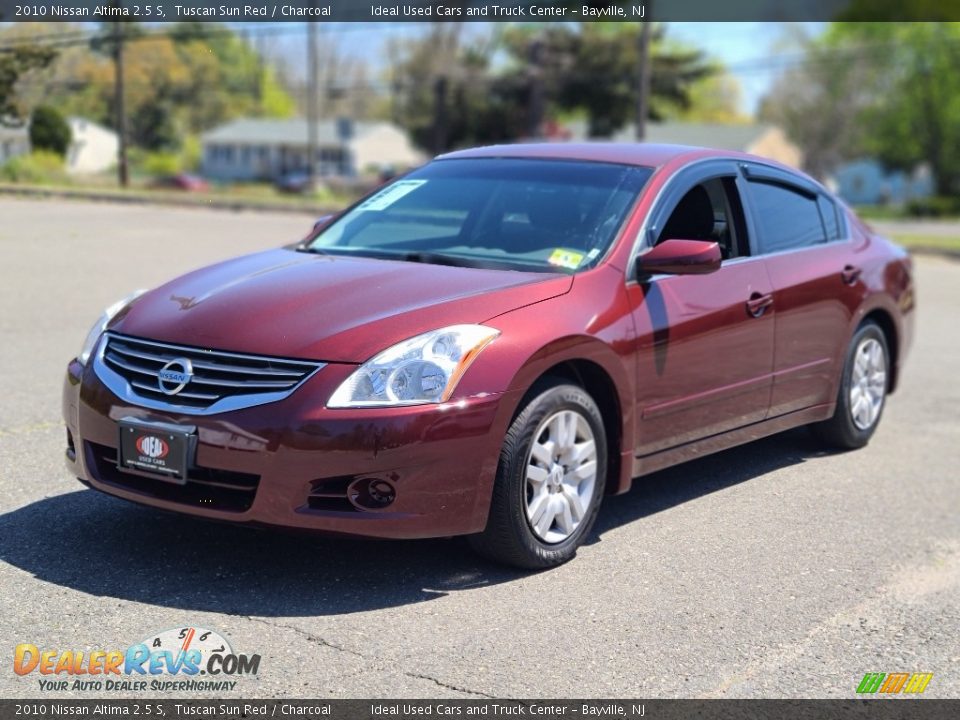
(14, 627), (260, 692)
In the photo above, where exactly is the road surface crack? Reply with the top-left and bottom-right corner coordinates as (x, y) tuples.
(243, 617), (493, 697)
(243, 617), (364, 658)
(403, 672), (495, 698)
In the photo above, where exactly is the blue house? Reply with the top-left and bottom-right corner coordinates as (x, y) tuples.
(832, 159), (933, 206)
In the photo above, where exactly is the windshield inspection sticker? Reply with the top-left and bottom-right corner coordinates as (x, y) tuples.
(548, 249), (585, 270)
(356, 180), (427, 212)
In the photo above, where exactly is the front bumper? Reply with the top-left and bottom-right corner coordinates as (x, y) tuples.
(63, 358), (515, 539)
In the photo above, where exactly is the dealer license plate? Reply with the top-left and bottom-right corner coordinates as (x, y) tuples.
(118, 418), (196, 484)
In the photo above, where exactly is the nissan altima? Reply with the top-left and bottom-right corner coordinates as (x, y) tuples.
(63, 143), (915, 568)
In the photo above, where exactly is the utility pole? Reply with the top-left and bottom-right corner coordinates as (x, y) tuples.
(306, 20), (319, 186)
(527, 39), (545, 139)
(112, 16), (129, 187)
(249, 29), (265, 114)
(432, 75), (448, 155)
(635, 12), (653, 141)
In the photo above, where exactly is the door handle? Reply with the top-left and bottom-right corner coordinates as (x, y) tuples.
(842, 265), (862, 285)
(746, 292), (773, 318)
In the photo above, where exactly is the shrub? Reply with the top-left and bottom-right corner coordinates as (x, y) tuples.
(905, 196), (960, 218)
(0, 150), (69, 184)
(29, 106), (72, 158)
(179, 135), (202, 172)
(141, 151), (182, 177)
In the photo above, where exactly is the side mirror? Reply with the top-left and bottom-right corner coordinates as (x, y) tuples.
(636, 239), (722, 278)
(313, 214), (334, 233)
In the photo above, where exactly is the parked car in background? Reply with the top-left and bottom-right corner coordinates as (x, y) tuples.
(151, 173), (210, 192)
(275, 171), (322, 195)
(64, 143), (915, 568)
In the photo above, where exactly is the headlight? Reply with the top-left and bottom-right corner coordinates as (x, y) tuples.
(77, 290), (147, 366)
(327, 324), (500, 408)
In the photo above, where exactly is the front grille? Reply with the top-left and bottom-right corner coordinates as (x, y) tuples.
(96, 333), (324, 414)
(86, 441), (260, 513)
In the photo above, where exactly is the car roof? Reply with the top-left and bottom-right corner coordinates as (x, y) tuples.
(437, 142), (732, 168)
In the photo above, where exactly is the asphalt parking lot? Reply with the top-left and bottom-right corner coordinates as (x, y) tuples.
(0, 198), (958, 699)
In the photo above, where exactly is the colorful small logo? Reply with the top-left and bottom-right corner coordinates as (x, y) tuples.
(136, 435), (169, 459)
(14, 627), (260, 693)
(856, 672), (933, 695)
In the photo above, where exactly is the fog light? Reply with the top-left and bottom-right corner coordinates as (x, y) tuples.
(348, 477), (396, 511)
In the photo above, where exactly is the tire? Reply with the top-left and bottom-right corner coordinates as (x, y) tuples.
(811, 321), (890, 450)
(469, 382), (607, 569)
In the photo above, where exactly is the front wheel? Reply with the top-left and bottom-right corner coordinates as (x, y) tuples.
(812, 321), (890, 449)
(469, 383), (607, 569)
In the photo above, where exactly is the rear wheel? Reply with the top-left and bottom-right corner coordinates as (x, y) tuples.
(469, 383), (607, 569)
(812, 322), (889, 449)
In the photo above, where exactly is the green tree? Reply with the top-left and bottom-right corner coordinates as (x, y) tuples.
(387, 25), (517, 152)
(503, 24), (714, 138)
(829, 22), (960, 196)
(0, 46), (56, 127)
(29, 105), (72, 157)
(130, 101), (178, 151)
(388, 24), (719, 152)
(763, 22), (960, 192)
(3, 22), (295, 153)
(759, 27), (878, 180)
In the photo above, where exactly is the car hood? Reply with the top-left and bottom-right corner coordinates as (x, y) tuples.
(112, 248), (572, 362)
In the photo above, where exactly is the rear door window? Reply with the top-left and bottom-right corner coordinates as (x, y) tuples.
(747, 180), (827, 254)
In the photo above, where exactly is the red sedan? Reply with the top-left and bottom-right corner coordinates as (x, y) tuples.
(63, 143), (915, 568)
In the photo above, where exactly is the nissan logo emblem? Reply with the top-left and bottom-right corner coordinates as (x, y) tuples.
(158, 358), (194, 396)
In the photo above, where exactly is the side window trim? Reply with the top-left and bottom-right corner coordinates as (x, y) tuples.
(739, 162), (820, 197)
(740, 160), (834, 255)
(640, 160), (745, 253)
(739, 159), (856, 250)
(817, 193), (849, 242)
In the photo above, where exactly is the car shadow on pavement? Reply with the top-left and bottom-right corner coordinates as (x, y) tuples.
(590, 427), (833, 538)
(0, 428), (831, 616)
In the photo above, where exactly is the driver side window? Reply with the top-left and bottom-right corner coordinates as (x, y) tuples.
(656, 177), (748, 260)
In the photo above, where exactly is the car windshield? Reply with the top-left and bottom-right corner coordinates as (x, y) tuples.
(304, 158), (653, 273)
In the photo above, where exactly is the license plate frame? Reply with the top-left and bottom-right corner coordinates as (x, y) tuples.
(117, 417), (197, 484)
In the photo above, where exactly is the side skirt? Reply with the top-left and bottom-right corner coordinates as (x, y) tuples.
(618, 403), (835, 490)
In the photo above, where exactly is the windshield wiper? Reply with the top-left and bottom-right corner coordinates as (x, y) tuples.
(295, 247), (499, 270)
(393, 251), (476, 268)
(294, 244), (327, 255)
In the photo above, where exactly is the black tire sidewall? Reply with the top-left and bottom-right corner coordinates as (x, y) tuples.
(833, 323), (890, 447)
(500, 384), (608, 566)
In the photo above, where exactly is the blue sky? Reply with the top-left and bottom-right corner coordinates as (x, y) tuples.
(666, 22), (824, 114)
(297, 21), (825, 117)
(0, 19), (820, 118)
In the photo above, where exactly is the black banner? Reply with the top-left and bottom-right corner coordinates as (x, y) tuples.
(2, 700), (960, 720)
(2, 0), (960, 23)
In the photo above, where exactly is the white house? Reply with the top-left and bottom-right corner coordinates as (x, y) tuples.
(0, 117), (117, 175)
(200, 118), (425, 182)
(65, 117), (118, 175)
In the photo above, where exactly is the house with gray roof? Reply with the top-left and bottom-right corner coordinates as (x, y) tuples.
(200, 118), (425, 182)
(563, 121), (804, 169)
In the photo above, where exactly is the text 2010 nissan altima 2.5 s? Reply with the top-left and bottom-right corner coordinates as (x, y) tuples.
(63, 143), (915, 568)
